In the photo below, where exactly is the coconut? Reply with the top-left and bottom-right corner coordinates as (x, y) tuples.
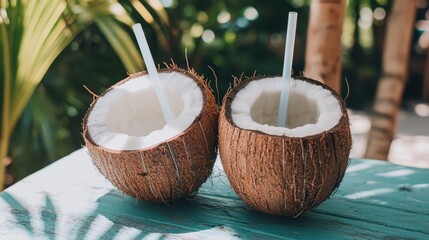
(219, 75), (352, 217)
(83, 66), (218, 202)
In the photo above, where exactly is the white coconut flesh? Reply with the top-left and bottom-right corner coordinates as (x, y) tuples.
(231, 77), (342, 137)
(86, 71), (203, 150)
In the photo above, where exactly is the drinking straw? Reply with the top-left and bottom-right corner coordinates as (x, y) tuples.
(277, 12), (297, 128)
(133, 23), (174, 124)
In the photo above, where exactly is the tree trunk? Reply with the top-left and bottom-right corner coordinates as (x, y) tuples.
(423, 48), (429, 102)
(305, 0), (346, 93)
(0, 156), (4, 190)
(365, 0), (416, 160)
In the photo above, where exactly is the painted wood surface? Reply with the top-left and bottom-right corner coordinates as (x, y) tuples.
(0, 148), (428, 239)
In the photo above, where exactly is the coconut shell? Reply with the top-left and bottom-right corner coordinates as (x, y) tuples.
(83, 67), (219, 202)
(219, 76), (352, 217)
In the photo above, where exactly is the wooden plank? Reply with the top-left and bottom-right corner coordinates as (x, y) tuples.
(0, 149), (428, 239)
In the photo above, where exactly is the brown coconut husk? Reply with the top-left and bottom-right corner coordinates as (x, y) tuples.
(219, 75), (352, 217)
(83, 66), (219, 202)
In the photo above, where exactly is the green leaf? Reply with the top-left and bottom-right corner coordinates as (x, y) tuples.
(95, 17), (144, 73)
(0, 0), (169, 188)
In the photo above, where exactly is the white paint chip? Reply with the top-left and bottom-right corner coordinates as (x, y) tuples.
(376, 169), (414, 178)
(165, 226), (239, 240)
(344, 188), (395, 199)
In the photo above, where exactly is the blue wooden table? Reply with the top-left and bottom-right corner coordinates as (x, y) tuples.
(0, 148), (428, 239)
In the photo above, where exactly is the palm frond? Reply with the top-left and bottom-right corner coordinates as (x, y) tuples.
(127, 0), (170, 51)
(10, 0), (87, 133)
(0, 0), (170, 188)
(143, 0), (169, 26)
(1, 0), (15, 187)
(95, 17), (143, 72)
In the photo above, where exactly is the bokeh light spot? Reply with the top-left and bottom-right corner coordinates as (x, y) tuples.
(374, 7), (386, 21)
(202, 29), (215, 43)
(415, 103), (429, 117)
(244, 7), (258, 21)
(197, 11), (208, 23)
(217, 11), (231, 24)
(224, 31), (236, 43)
(291, 0), (305, 8)
(236, 17), (249, 28)
(190, 24), (204, 38)
(159, 0), (174, 8)
(360, 7), (373, 22)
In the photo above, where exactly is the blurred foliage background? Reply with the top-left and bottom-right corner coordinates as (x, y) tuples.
(2, 0), (429, 187)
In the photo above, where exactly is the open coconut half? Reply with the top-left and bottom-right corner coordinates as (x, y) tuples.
(219, 76), (352, 217)
(83, 67), (218, 202)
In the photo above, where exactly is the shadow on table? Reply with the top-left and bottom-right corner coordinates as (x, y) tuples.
(2, 159), (428, 239)
(0, 192), (57, 240)
(71, 189), (333, 239)
(0, 188), (318, 239)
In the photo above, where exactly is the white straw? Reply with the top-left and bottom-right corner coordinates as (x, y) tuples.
(277, 12), (297, 128)
(132, 23), (174, 124)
